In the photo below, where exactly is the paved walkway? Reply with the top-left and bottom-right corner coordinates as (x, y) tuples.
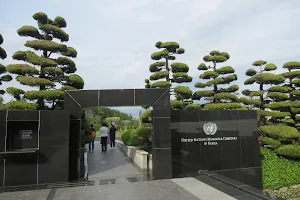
(0, 178), (242, 200)
(0, 142), (265, 200)
(87, 140), (145, 181)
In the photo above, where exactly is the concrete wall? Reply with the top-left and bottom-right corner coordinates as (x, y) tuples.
(116, 140), (150, 170)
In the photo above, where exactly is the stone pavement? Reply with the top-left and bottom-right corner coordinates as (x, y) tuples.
(87, 140), (146, 181)
(0, 141), (264, 200)
(0, 178), (244, 200)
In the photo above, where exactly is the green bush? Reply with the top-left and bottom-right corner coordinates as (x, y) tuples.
(261, 137), (281, 148)
(185, 103), (201, 110)
(276, 145), (300, 159)
(121, 126), (152, 152)
(204, 102), (241, 110)
(259, 125), (300, 139)
(121, 130), (132, 145)
(261, 148), (300, 189)
(131, 126), (151, 147)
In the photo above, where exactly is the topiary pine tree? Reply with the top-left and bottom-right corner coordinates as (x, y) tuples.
(145, 41), (193, 110)
(0, 34), (13, 95)
(5, 12), (84, 110)
(242, 60), (300, 158)
(193, 50), (240, 110)
(241, 60), (286, 125)
(281, 61), (300, 127)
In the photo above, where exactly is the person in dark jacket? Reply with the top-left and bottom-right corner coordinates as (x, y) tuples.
(109, 122), (117, 149)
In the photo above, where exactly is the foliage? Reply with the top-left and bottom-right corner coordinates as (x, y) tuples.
(5, 100), (37, 110)
(85, 107), (139, 131)
(204, 103), (241, 110)
(121, 126), (152, 152)
(140, 110), (152, 123)
(0, 34), (12, 94)
(276, 145), (300, 159)
(257, 110), (291, 118)
(146, 41), (192, 109)
(0, 97), (5, 110)
(261, 137), (281, 148)
(261, 148), (300, 190)
(259, 125), (300, 140)
(185, 103), (201, 110)
(170, 99), (190, 110)
(6, 12), (84, 110)
(193, 50), (239, 110)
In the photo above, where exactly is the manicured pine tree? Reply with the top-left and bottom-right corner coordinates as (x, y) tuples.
(0, 34), (12, 95)
(241, 60), (287, 125)
(5, 12), (84, 110)
(145, 41), (193, 110)
(281, 61), (300, 127)
(242, 60), (300, 158)
(193, 50), (240, 110)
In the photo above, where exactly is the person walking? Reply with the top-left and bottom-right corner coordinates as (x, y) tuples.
(100, 122), (109, 152)
(89, 124), (96, 153)
(109, 122), (117, 149)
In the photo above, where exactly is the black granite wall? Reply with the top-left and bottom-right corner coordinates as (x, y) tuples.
(0, 110), (69, 187)
(171, 110), (262, 189)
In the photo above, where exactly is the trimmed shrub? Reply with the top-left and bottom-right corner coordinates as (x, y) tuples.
(185, 103), (201, 110)
(261, 137), (281, 148)
(259, 125), (300, 139)
(204, 102), (241, 110)
(276, 145), (300, 159)
(121, 130), (132, 146)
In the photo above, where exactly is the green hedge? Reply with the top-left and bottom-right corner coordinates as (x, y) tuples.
(261, 148), (300, 189)
(121, 126), (152, 152)
(261, 137), (281, 148)
(259, 125), (300, 139)
(277, 145), (300, 159)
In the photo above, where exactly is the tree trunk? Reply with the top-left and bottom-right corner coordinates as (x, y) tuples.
(165, 56), (170, 82)
(288, 69), (296, 125)
(213, 62), (217, 103)
(259, 82), (264, 110)
(37, 50), (48, 110)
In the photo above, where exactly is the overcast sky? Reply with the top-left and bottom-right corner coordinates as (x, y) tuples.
(1, 0), (300, 116)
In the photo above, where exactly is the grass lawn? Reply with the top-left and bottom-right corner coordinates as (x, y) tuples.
(261, 148), (300, 199)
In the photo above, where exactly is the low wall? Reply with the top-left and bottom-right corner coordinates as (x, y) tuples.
(116, 140), (149, 170)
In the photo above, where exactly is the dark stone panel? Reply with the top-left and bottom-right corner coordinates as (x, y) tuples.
(6, 121), (38, 150)
(238, 110), (257, 120)
(241, 136), (261, 168)
(79, 148), (84, 178)
(152, 91), (170, 118)
(70, 120), (81, 150)
(64, 93), (81, 119)
(7, 110), (39, 121)
(135, 88), (168, 106)
(67, 90), (98, 107)
(98, 89), (134, 106)
(0, 157), (3, 187)
(171, 110), (200, 123)
(201, 144), (223, 170)
(171, 110), (262, 188)
(242, 167), (262, 189)
(152, 148), (172, 179)
(4, 154), (37, 186)
(152, 117), (171, 148)
(222, 169), (243, 183)
(0, 111), (6, 152)
(69, 149), (80, 181)
(38, 111), (69, 184)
